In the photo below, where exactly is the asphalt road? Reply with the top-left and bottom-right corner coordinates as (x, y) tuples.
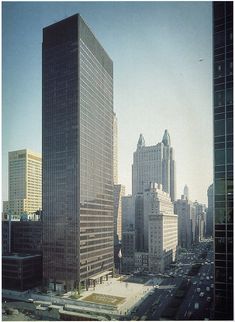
(129, 238), (214, 321)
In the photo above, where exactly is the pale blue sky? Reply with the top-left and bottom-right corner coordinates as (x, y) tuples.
(2, 1), (212, 204)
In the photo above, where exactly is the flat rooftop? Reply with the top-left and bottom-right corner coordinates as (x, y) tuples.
(3, 253), (41, 260)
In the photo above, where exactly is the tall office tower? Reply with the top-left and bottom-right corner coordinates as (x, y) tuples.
(122, 195), (134, 232)
(183, 185), (189, 200)
(113, 113), (118, 184)
(42, 14), (114, 291)
(146, 183), (178, 273)
(132, 130), (176, 202)
(174, 195), (194, 250)
(213, 2), (233, 319)
(8, 149), (42, 217)
(206, 184), (213, 237)
(113, 184), (125, 244)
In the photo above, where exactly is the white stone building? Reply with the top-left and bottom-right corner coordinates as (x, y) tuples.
(132, 130), (176, 202)
(144, 183), (178, 273)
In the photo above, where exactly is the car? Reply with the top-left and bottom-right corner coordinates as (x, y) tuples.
(211, 284), (214, 288)
(197, 288), (201, 293)
(210, 275), (213, 279)
(203, 273), (206, 277)
(206, 287), (210, 292)
(199, 292), (204, 297)
(206, 276), (210, 280)
(207, 297), (212, 302)
(193, 281), (197, 285)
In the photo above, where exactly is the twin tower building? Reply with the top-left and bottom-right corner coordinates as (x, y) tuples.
(42, 14), (176, 291)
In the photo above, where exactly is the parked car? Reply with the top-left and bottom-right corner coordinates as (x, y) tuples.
(199, 292), (205, 297)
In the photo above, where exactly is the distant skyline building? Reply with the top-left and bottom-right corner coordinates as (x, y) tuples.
(122, 195), (134, 232)
(42, 14), (114, 291)
(132, 130), (176, 202)
(183, 185), (189, 200)
(113, 113), (118, 185)
(174, 195), (194, 250)
(206, 184), (213, 237)
(213, 2), (233, 319)
(193, 201), (206, 244)
(7, 149), (42, 217)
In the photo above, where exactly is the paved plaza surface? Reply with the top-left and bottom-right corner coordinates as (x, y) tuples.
(79, 276), (161, 315)
(2, 275), (163, 320)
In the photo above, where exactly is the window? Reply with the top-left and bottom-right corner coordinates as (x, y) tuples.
(215, 149), (225, 165)
(214, 119), (225, 136)
(226, 88), (233, 105)
(214, 91), (225, 107)
(214, 61), (225, 78)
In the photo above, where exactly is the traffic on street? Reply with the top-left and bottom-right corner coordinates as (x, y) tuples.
(128, 238), (213, 320)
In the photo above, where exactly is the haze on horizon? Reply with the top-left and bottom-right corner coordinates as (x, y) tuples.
(2, 1), (212, 205)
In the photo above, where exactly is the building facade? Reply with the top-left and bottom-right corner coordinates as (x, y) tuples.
(2, 219), (42, 255)
(146, 184), (178, 273)
(132, 130), (175, 201)
(206, 184), (213, 237)
(2, 253), (42, 291)
(122, 195), (134, 232)
(193, 201), (206, 244)
(174, 196), (194, 249)
(7, 149), (42, 217)
(213, 2), (233, 319)
(134, 193), (145, 252)
(114, 184), (125, 244)
(42, 14), (114, 291)
(122, 230), (135, 273)
(113, 113), (118, 185)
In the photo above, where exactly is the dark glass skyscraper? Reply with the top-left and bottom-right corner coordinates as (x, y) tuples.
(213, 2), (233, 319)
(42, 14), (114, 291)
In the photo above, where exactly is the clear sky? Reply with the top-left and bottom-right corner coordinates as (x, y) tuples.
(2, 1), (212, 204)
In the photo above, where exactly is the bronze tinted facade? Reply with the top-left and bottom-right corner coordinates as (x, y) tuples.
(213, 2), (233, 319)
(42, 14), (113, 291)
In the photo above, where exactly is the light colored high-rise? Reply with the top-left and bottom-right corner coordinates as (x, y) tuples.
(183, 185), (189, 200)
(113, 113), (118, 185)
(114, 184), (125, 244)
(146, 183), (178, 273)
(132, 130), (175, 202)
(8, 149), (42, 217)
